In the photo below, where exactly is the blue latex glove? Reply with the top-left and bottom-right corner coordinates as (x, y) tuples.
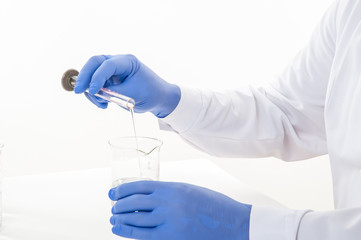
(109, 181), (252, 240)
(74, 54), (181, 118)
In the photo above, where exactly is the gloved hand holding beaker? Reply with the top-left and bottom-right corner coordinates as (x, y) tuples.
(109, 181), (252, 240)
(74, 54), (181, 118)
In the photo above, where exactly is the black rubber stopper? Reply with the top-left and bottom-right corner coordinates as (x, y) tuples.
(61, 69), (79, 91)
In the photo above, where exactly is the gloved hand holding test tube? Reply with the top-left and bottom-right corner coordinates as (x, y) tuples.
(62, 69), (135, 110)
(64, 55), (181, 117)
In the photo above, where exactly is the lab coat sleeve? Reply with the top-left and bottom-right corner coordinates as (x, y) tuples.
(159, 0), (340, 161)
(297, 207), (361, 239)
(250, 205), (361, 240)
(158, 1), (361, 239)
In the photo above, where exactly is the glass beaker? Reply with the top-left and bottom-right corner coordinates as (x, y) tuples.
(109, 137), (162, 188)
(0, 143), (4, 229)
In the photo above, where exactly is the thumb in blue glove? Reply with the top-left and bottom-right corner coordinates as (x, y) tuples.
(74, 54), (181, 118)
(109, 181), (252, 240)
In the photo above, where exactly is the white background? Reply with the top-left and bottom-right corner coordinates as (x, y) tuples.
(0, 0), (334, 210)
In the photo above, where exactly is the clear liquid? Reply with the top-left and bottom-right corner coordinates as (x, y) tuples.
(129, 108), (154, 178)
(112, 177), (152, 188)
(129, 108), (139, 151)
(129, 107), (142, 176)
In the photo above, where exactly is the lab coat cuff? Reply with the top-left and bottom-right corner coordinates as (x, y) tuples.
(250, 205), (311, 240)
(158, 86), (203, 134)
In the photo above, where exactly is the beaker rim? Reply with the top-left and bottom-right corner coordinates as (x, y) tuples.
(108, 136), (163, 154)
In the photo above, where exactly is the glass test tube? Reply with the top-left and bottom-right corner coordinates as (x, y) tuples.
(68, 75), (135, 110)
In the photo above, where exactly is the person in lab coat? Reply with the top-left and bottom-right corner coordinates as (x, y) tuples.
(74, 0), (361, 239)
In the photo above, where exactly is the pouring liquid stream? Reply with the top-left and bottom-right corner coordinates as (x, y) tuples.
(129, 107), (140, 166)
(111, 105), (142, 189)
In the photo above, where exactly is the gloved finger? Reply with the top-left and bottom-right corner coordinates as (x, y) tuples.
(103, 75), (123, 88)
(84, 92), (108, 109)
(109, 180), (160, 201)
(85, 92), (108, 104)
(88, 54), (138, 95)
(112, 194), (158, 214)
(105, 82), (135, 102)
(110, 211), (162, 227)
(74, 55), (110, 94)
(112, 224), (155, 239)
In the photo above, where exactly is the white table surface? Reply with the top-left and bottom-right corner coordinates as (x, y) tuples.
(0, 159), (283, 240)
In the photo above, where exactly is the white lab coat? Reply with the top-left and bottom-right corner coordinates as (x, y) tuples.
(159, 0), (361, 239)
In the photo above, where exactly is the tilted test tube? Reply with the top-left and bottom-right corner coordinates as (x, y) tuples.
(61, 69), (135, 109)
